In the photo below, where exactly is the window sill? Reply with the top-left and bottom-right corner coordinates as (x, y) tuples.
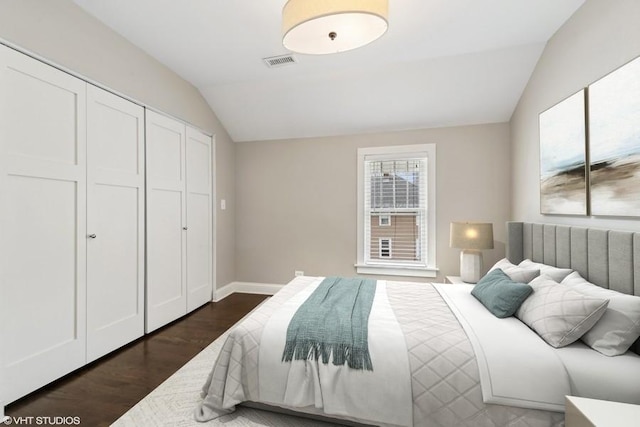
(354, 263), (439, 278)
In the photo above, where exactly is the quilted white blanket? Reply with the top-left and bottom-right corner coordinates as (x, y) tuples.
(195, 277), (564, 427)
(436, 283), (569, 412)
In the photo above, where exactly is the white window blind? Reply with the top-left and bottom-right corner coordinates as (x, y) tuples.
(364, 157), (427, 267)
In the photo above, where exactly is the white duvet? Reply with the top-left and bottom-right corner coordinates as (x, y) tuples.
(437, 283), (640, 411)
(436, 284), (569, 411)
(196, 277), (640, 426)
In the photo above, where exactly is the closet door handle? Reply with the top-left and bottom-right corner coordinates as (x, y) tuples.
(182, 227), (188, 231)
(88, 234), (97, 239)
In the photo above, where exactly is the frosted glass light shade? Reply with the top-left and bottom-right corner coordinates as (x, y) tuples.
(282, 0), (389, 55)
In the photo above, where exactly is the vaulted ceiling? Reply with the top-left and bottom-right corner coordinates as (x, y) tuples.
(73, 0), (585, 142)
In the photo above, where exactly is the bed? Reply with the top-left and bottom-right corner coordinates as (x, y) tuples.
(195, 222), (640, 426)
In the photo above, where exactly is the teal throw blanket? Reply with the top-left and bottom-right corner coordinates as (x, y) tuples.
(282, 277), (377, 371)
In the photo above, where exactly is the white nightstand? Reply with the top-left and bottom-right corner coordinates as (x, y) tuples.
(566, 396), (640, 427)
(445, 276), (465, 284)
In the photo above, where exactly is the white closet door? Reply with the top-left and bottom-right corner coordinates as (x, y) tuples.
(146, 110), (187, 332)
(186, 127), (213, 312)
(0, 45), (87, 403)
(86, 86), (145, 362)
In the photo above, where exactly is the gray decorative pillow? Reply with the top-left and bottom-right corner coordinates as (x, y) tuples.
(516, 275), (609, 348)
(489, 258), (540, 283)
(518, 259), (573, 282)
(471, 269), (533, 318)
(562, 271), (640, 356)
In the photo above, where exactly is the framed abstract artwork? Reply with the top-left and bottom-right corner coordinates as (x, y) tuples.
(539, 89), (588, 215)
(589, 56), (640, 217)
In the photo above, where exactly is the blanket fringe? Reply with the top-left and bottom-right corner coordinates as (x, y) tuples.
(282, 339), (373, 371)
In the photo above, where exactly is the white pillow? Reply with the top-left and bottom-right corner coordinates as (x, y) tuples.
(561, 271), (640, 356)
(489, 258), (540, 283)
(516, 275), (609, 348)
(518, 259), (573, 282)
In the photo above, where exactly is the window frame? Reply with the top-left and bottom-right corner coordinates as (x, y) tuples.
(355, 144), (437, 278)
(378, 214), (391, 226)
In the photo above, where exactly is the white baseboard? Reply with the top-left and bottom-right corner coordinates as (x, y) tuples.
(213, 282), (236, 302)
(213, 281), (284, 302)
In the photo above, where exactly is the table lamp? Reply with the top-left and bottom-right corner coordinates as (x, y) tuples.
(450, 222), (494, 283)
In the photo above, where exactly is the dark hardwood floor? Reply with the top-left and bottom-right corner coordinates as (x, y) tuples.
(5, 293), (268, 427)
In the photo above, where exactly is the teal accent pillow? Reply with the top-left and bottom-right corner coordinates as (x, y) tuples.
(471, 269), (533, 318)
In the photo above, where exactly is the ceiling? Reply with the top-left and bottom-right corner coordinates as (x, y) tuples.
(73, 0), (585, 142)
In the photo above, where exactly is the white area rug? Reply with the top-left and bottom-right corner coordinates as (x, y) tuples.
(111, 325), (343, 426)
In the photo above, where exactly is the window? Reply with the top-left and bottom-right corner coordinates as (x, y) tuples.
(356, 144), (437, 278)
(379, 238), (392, 258)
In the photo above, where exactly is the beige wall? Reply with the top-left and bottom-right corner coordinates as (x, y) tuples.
(236, 123), (511, 284)
(0, 0), (236, 288)
(511, 0), (640, 232)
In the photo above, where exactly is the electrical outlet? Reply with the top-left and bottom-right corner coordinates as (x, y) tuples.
(294, 270), (304, 277)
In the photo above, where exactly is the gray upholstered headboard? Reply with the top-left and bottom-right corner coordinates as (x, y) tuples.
(506, 221), (640, 354)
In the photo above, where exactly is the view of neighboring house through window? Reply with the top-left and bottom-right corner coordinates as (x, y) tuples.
(356, 144), (437, 278)
(368, 159), (422, 262)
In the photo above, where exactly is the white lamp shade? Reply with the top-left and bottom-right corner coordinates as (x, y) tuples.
(282, 0), (389, 55)
(450, 222), (494, 250)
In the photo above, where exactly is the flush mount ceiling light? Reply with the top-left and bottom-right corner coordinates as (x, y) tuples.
(282, 0), (389, 55)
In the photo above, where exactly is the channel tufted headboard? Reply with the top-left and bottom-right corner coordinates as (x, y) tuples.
(506, 221), (640, 354)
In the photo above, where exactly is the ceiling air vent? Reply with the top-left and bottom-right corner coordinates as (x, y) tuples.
(263, 54), (297, 68)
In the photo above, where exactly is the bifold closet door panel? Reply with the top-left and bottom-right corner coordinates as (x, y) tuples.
(86, 85), (145, 362)
(0, 45), (87, 403)
(186, 127), (213, 312)
(146, 110), (187, 333)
